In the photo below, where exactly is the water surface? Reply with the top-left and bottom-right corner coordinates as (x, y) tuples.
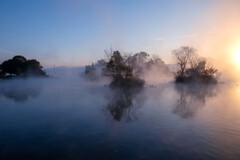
(0, 78), (240, 160)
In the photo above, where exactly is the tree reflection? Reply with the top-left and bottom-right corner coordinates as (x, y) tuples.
(104, 89), (144, 122)
(173, 84), (218, 119)
(0, 82), (42, 102)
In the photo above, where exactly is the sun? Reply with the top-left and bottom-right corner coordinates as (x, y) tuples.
(232, 45), (240, 68)
(235, 47), (240, 65)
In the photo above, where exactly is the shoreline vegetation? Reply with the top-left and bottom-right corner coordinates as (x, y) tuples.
(0, 55), (47, 79)
(0, 46), (219, 87)
(83, 49), (172, 89)
(172, 46), (218, 84)
(83, 46), (219, 89)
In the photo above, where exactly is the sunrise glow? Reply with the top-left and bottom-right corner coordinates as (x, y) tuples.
(1, 1), (240, 159)
(232, 45), (240, 68)
(235, 47), (240, 65)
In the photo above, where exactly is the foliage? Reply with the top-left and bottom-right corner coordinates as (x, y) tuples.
(125, 52), (149, 77)
(0, 55), (46, 78)
(145, 56), (171, 75)
(84, 59), (106, 80)
(173, 46), (218, 83)
(185, 60), (218, 83)
(103, 51), (145, 88)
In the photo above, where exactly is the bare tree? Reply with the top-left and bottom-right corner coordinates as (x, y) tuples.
(104, 46), (114, 62)
(172, 46), (196, 80)
(189, 53), (200, 69)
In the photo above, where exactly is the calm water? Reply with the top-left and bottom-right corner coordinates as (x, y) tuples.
(0, 78), (240, 160)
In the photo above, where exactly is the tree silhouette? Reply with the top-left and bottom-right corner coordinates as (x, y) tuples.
(173, 46), (218, 83)
(104, 89), (144, 122)
(106, 91), (134, 122)
(172, 46), (196, 82)
(103, 51), (145, 88)
(24, 59), (46, 76)
(0, 55), (46, 77)
(173, 84), (218, 118)
(83, 50), (171, 85)
(0, 70), (4, 78)
(185, 60), (218, 83)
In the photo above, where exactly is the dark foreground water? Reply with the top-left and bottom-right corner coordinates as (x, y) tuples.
(0, 78), (240, 160)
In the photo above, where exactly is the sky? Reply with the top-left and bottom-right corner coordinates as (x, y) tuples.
(0, 0), (239, 68)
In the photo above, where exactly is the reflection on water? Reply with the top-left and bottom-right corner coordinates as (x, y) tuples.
(0, 79), (240, 160)
(173, 84), (218, 118)
(104, 89), (144, 122)
(0, 79), (42, 102)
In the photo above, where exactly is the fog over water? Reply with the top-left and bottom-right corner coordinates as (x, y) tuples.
(1, 0), (240, 159)
(0, 74), (240, 160)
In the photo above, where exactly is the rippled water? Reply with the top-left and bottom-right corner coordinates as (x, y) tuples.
(0, 78), (240, 160)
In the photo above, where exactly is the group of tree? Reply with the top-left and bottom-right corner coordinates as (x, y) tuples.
(172, 46), (218, 83)
(103, 50), (145, 88)
(0, 55), (46, 78)
(84, 47), (219, 87)
(84, 59), (106, 81)
(83, 49), (171, 88)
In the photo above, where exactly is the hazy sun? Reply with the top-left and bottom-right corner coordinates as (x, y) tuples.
(235, 47), (240, 65)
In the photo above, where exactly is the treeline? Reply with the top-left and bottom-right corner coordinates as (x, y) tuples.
(0, 55), (46, 79)
(0, 46), (219, 85)
(84, 46), (218, 88)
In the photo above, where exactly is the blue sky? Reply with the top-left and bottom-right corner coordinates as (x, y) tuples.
(0, 0), (218, 67)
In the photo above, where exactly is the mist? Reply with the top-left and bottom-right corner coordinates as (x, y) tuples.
(1, 62), (240, 159)
(1, 1), (240, 159)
